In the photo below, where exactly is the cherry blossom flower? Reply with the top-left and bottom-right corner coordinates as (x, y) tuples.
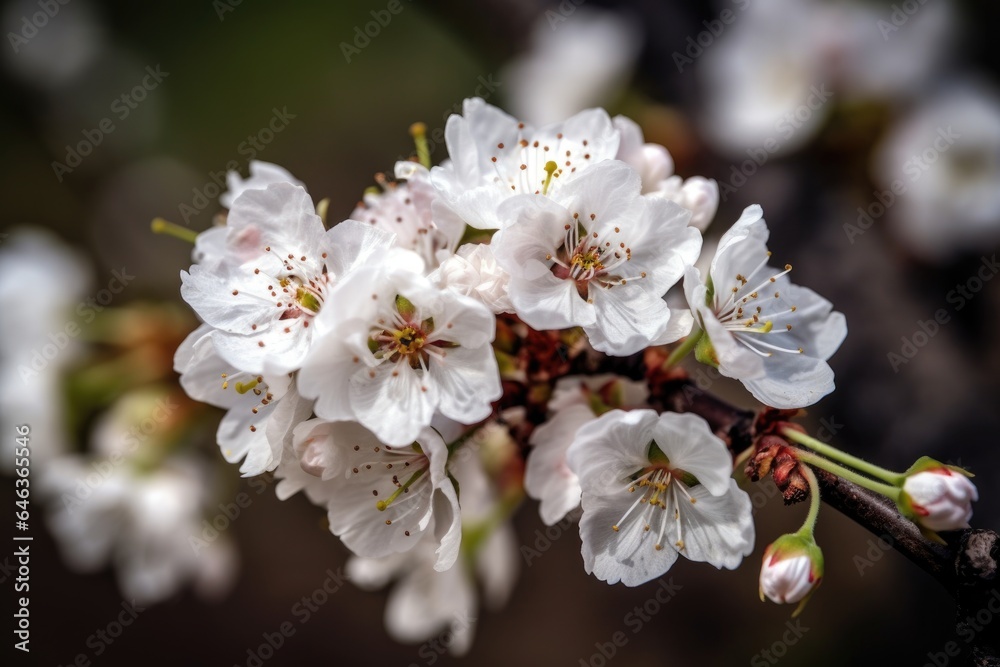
(430, 97), (620, 230)
(347, 440), (519, 655)
(308, 422), (462, 570)
(501, 8), (641, 127)
(298, 265), (501, 446)
(873, 83), (1000, 260)
(491, 160), (700, 355)
(683, 205), (847, 408)
(350, 161), (465, 270)
(567, 409), (754, 587)
(40, 392), (237, 604)
(181, 183), (418, 375)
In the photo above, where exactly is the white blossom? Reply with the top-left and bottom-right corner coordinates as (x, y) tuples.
(491, 160), (700, 355)
(40, 394), (237, 604)
(305, 422), (462, 570)
(683, 205), (846, 408)
(181, 183), (418, 375)
(526, 375), (648, 526)
(501, 8), (641, 127)
(873, 84), (1000, 260)
(350, 161), (465, 270)
(430, 97), (620, 230)
(758, 534), (823, 606)
(0, 228), (92, 471)
(298, 264), (501, 446)
(567, 409), (753, 586)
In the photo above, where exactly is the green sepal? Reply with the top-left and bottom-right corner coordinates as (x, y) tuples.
(694, 333), (719, 368)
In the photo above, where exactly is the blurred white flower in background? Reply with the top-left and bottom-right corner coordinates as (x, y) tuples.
(502, 8), (642, 127)
(874, 83), (1000, 260)
(1, 0), (104, 89)
(40, 390), (237, 604)
(699, 0), (955, 156)
(0, 228), (92, 471)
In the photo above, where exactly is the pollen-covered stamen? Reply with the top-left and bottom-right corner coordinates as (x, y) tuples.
(368, 294), (456, 368)
(611, 447), (699, 553)
(219, 371), (275, 434)
(547, 218), (646, 297)
(347, 441), (431, 519)
(487, 125), (588, 194)
(714, 263), (804, 356)
(375, 466), (426, 511)
(243, 251), (331, 335)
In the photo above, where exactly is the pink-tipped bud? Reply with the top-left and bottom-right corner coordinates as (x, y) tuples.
(759, 534), (823, 613)
(900, 466), (978, 532)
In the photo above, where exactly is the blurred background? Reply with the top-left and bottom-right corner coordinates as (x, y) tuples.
(2, 0), (999, 664)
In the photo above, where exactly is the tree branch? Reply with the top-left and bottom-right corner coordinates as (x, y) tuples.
(651, 378), (999, 664)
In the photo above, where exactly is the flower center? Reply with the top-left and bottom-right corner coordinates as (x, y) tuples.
(712, 261), (804, 357)
(393, 326), (425, 356)
(610, 444), (699, 553)
(547, 217), (647, 300)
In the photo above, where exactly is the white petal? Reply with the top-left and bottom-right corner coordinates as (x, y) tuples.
(566, 409), (657, 495)
(350, 361), (438, 446)
(666, 480), (755, 570)
(651, 412), (733, 496)
(525, 404), (593, 525)
(579, 492), (680, 586)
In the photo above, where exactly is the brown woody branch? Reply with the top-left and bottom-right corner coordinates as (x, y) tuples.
(651, 378), (999, 666)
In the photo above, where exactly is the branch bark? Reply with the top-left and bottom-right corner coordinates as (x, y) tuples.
(652, 378), (999, 665)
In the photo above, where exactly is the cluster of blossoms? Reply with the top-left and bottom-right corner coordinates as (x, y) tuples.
(169, 98), (976, 650)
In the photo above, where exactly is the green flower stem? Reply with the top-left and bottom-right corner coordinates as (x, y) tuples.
(795, 449), (902, 502)
(664, 329), (703, 368)
(796, 465), (822, 538)
(150, 218), (198, 243)
(782, 428), (905, 486)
